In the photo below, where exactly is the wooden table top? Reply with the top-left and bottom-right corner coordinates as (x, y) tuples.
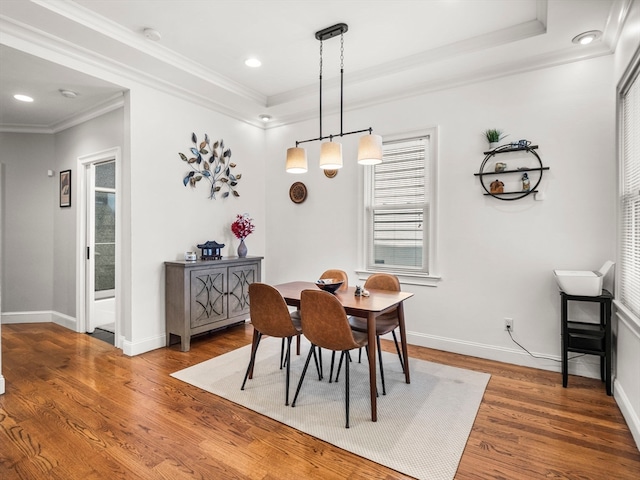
(274, 281), (413, 316)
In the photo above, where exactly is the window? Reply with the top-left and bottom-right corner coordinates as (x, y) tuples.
(363, 129), (438, 282)
(619, 50), (640, 320)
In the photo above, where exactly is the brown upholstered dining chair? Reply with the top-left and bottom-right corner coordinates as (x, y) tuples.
(347, 273), (405, 396)
(291, 269), (349, 380)
(241, 283), (308, 406)
(292, 289), (369, 428)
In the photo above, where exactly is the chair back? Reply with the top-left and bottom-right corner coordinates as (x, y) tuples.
(248, 283), (299, 338)
(319, 269), (349, 292)
(300, 289), (363, 351)
(365, 273), (401, 321)
(364, 273), (400, 292)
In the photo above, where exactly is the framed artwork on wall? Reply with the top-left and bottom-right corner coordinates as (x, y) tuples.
(60, 170), (71, 207)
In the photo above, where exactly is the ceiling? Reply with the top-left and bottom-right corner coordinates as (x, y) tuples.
(0, 0), (631, 133)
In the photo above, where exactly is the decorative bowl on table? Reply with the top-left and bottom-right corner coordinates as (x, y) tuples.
(315, 279), (344, 294)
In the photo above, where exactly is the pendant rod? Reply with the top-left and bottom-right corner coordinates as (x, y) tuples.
(295, 127), (373, 146)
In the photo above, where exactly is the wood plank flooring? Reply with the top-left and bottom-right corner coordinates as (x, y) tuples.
(1, 322), (638, 479)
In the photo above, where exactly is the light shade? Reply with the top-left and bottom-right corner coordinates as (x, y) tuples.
(319, 142), (343, 169)
(286, 147), (308, 173)
(357, 134), (383, 165)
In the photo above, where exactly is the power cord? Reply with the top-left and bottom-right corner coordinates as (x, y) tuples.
(506, 325), (585, 362)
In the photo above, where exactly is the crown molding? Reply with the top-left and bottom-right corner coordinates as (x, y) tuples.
(31, 0), (266, 105)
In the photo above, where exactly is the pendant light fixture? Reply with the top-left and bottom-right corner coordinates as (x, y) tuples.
(285, 23), (382, 173)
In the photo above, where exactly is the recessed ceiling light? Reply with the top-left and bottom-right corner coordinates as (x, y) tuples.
(13, 94), (34, 102)
(59, 89), (78, 98)
(572, 30), (602, 45)
(143, 27), (162, 41)
(259, 114), (272, 122)
(245, 58), (261, 68)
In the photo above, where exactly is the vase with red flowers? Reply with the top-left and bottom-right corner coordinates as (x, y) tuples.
(231, 213), (255, 257)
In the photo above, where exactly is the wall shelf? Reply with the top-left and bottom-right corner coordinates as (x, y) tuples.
(475, 144), (549, 201)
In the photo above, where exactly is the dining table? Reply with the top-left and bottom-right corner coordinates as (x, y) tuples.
(274, 281), (414, 422)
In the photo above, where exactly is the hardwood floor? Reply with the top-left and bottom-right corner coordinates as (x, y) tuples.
(1, 322), (638, 479)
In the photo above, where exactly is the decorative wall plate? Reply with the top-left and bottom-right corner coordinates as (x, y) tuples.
(324, 169), (338, 178)
(289, 182), (307, 204)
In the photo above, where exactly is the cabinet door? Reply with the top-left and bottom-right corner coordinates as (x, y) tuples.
(190, 267), (227, 328)
(228, 263), (257, 318)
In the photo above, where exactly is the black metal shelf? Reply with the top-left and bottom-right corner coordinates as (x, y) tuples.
(475, 143), (548, 201)
(474, 166), (549, 177)
(483, 145), (539, 155)
(483, 190), (539, 196)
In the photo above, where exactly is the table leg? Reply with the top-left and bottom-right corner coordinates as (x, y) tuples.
(368, 311), (377, 422)
(397, 302), (411, 384)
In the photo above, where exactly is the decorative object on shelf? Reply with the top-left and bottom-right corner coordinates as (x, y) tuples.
(60, 169), (71, 207)
(495, 162), (507, 172)
(484, 128), (508, 150)
(231, 213), (255, 258)
(474, 144), (549, 201)
(324, 169), (338, 179)
(285, 23), (382, 173)
(490, 179), (504, 194)
(179, 133), (242, 200)
(185, 251), (197, 262)
(509, 139), (531, 149)
(289, 181), (307, 204)
(197, 241), (225, 260)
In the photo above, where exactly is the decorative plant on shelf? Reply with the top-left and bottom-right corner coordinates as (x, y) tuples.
(179, 132), (242, 199)
(231, 213), (255, 258)
(483, 128), (508, 146)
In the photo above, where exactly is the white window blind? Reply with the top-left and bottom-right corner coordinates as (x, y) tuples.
(620, 67), (640, 319)
(367, 137), (428, 273)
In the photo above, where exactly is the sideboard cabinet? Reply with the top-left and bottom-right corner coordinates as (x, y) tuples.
(165, 256), (262, 351)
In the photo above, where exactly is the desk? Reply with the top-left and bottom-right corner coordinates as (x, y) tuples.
(274, 281), (414, 421)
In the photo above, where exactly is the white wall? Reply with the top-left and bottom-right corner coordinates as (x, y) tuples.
(0, 133), (55, 317)
(122, 86), (266, 354)
(266, 54), (617, 377)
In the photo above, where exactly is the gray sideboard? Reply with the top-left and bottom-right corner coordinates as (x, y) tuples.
(165, 256), (263, 351)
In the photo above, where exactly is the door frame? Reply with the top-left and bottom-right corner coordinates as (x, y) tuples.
(76, 147), (122, 348)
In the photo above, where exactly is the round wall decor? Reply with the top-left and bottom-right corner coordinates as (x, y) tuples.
(323, 169), (338, 178)
(289, 182), (307, 204)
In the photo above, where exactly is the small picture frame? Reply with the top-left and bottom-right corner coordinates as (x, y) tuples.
(60, 170), (71, 207)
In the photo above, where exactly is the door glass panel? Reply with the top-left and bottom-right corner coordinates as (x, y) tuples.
(95, 162), (115, 294)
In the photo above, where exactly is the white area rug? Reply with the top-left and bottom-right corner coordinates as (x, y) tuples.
(171, 336), (490, 480)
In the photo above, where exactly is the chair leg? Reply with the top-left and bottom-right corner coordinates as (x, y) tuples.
(285, 336), (292, 405)
(292, 345), (316, 407)
(329, 351), (336, 383)
(391, 329), (405, 373)
(344, 350), (350, 429)
(241, 332), (263, 390)
(358, 347), (362, 363)
(280, 338), (286, 369)
(377, 335), (386, 395)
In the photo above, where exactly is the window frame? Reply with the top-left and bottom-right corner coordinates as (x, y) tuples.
(616, 45), (640, 327)
(359, 127), (440, 287)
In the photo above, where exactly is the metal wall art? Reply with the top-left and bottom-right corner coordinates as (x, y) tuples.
(179, 133), (242, 199)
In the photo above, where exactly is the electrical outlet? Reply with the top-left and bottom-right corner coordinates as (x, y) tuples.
(504, 318), (514, 332)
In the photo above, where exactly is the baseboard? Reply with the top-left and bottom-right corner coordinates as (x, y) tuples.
(1, 310), (77, 330)
(121, 333), (165, 356)
(1, 311), (53, 323)
(404, 331), (602, 379)
(615, 379), (640, 450)
(51, 311), (77, 330)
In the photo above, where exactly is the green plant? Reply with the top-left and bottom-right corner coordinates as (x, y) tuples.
(484, 129), (507, 143)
